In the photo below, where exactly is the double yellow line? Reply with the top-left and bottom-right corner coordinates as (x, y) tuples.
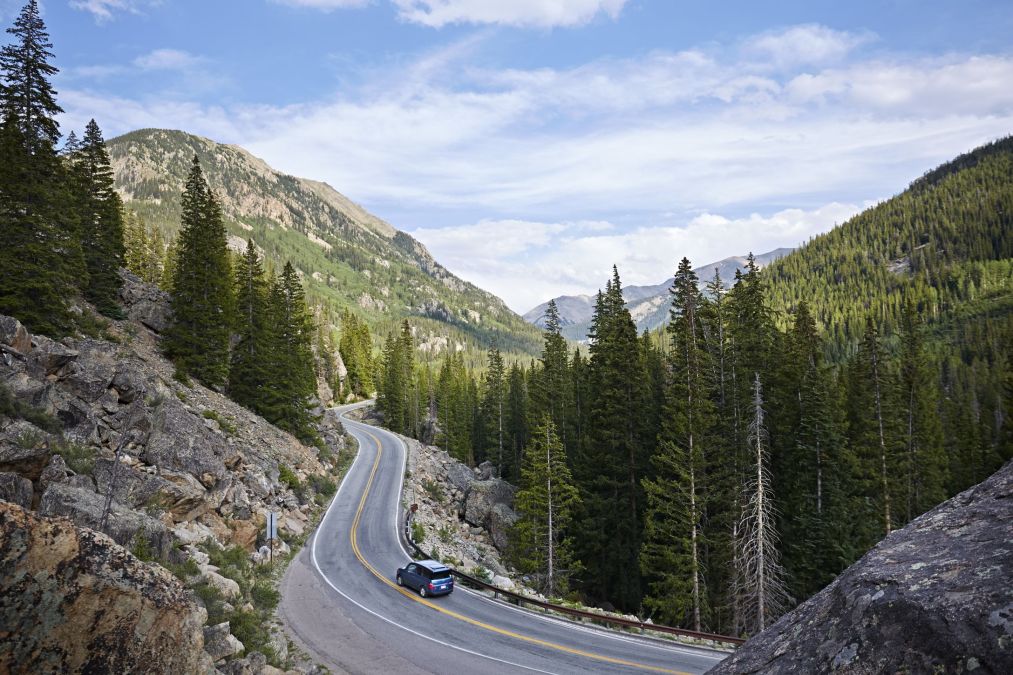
(348, 428), (692, 675)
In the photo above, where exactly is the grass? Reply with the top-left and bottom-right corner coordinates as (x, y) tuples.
(202, 409), (237, 435)
(421, 478), (445, 503)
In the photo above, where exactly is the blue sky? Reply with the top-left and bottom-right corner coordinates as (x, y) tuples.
(16, 0), (1013, 311)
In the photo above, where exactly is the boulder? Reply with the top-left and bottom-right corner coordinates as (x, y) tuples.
(0, 314), (31, 354)
(93, 459), (208, 522)
(463, 479), (515, 528)
(487, 502), (519, 552)
(476, 460), (496, 480)
(0, 420), (52, 478)
(38, 453), (68, 493)
(39, 482), (173, 559)
(143, 399), (227, 486)
(203, 621), (245, 662)
(445, 461), (477, 495)
(119, 271), (172, 334)
(202, 569), (242, 600)
(710, 461), (1013, 674)
(26, 336), (78, 378)
(0, 501), (213, 673)
(0, 471), (32, 508)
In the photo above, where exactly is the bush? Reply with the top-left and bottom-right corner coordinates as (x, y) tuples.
(307, 473), (336, 498)
(56, 442), (97, 475)
(202, 409), (236, 435)
(438, 525), (454, 543)
(130, 533), (155, 562)
(470, 565), (492, 583)
(411, 521), (425, 544)
(278, 464), (300, 490)
(166, 557), (201, 580)
(421, 478), (444, 503)
(251, 582), (280, 611)
(228, 610), (273, 658)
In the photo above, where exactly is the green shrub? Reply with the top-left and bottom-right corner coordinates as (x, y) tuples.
(228, 610), (272, 657)
(251, 582), (280, 611)
(57, 442), (96, 475)
(411, 521), (424, 544)
(307, 473), (336, 498)
(202, 409), (237, 435)
(166, 557), (201, 580)
(470, 565), (492, 583)
(421, 478), (444, 503)
(438, 525), (454, 543)
(278, 464), (300, 490)
(130, 533), (154, 562)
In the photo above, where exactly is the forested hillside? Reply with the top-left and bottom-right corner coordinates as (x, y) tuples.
(108, 129), (542, 362)
(376, 140), (1011, 638)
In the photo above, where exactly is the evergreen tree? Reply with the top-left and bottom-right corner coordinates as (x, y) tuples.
(261, 262), (318, 441)
(164, 156), (233, 387)
(0, 3), (78, 334)
(530, 300), (572, 445)
(641, 258), (714, 631)
(481, 346), (507, 471)
(76, 119), (125, 316)
(898, 301), (948, 522)
(504, 362), (529, 483)
(339, 309), (374, 397)
(575, 266), (649, 611)
(229, 239), (270, 412)
(511, 417), (582, 597)
(0, 1), (61, 150)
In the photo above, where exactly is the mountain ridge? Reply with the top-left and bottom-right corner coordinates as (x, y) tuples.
(524, 247), (793, 341)
(108, 128), (542, 359)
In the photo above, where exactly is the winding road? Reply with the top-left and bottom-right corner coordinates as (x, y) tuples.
(279, 403), (729, 674)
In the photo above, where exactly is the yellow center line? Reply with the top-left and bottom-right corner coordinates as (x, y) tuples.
(348, 427), (692, 675)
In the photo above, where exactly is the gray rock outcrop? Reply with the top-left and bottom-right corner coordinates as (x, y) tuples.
(0, 471), (32, 508)
(709, 461), (1013, 674)
(119, 270), (172, 333)
(0, 500), (214, 673)
(464, 479), (516, 529)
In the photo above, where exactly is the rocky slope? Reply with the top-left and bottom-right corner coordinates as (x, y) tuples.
(709, 460), (1013, 674)
(0, 273), (348, 671)
(524, 248), (791, 341)
(109, 128), (542, 358)
(0, 500), (214, 673)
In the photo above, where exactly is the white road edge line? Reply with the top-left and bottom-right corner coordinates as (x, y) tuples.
(310, 411), (560, 675)
(365, 414), (726, 662)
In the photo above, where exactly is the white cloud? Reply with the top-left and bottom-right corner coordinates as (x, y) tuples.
(410, 203), (863, 312)
(392, 0), (628, 28)
(270, 0), (371, 10)
(70, 0), (159, 22)
(744, 24), (873, 69)
(133, 48), (203, 71)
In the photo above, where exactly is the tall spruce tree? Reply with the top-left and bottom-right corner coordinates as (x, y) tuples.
(530, 300), (572, 446)
(229, 239), (270, 412)
(641, 258), (715, 630)
(511, 417), (582, 597)
(76, 119), (125, 316)
(575, 267), (649, 611)
(165, 156), (233, 387)
(0, 2), (79, 334)
(482, 346), (507, 471)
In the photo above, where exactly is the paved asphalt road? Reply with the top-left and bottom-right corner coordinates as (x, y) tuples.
(279, 403), (731, 674)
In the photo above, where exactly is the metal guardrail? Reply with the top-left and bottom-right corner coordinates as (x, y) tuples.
(401, 509), (744, 647)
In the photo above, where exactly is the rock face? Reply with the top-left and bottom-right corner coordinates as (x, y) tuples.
(709, 461), (1013, 675)
(0, 501), (214, 673)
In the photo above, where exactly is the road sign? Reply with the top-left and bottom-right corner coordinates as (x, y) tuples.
(267, 511), (277, 541)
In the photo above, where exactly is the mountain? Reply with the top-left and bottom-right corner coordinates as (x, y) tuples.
(523, 248), (792, 341)
(108, 129), (542, 360)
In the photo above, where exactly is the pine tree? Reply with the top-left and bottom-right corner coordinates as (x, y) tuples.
(898, 301), (948, 522)
(164, 156), (233, 387)
(229, 239), (270, 413)
(261, 262), (318, 441)
(511, 417), (582, 597)
(0, 1), (61, 150)
(481, 346), (507, 472)
(504, 362), (529, 483)
(0, 3), (79, 334)
(76, 119), (125, 316)
(530, 300), (572, 444)
(641, 258), (714, 630)
(575, 266), (649, 611)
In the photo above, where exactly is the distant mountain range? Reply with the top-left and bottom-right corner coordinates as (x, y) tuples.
(108, 129), (542, 359)
(523, 248), (792, 341)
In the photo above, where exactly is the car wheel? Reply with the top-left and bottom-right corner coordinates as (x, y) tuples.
(419, 586), (427, 598)
(396, 575), (403, 586)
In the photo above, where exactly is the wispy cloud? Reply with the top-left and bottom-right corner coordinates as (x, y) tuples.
(269, 0), (371, 10)
(391, 0), (628, 28)
(133, 48), (203, 71)
(70, 0), (160, 23)
(743, 24), (874, 69)
(410, 204), (862, 311)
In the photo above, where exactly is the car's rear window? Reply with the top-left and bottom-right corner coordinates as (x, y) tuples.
(430, 569), (451, 581)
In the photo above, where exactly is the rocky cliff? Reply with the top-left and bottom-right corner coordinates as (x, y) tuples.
(0, 500), (214, 673)
(0, 273), (347, 671)
(709, 461), (1013, 674)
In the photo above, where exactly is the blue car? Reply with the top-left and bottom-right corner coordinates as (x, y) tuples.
(396, 559), (454, 597)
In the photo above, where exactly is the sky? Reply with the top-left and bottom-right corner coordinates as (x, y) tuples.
(15, 0), (1013, 312)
